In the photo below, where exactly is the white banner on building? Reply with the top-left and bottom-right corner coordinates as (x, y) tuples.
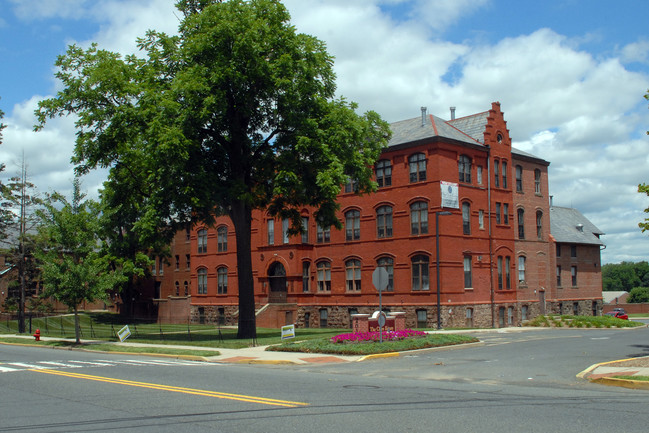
(440, 181), (459, 209)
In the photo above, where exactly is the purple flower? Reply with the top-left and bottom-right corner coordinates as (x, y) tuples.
(331, 329), (425, 343)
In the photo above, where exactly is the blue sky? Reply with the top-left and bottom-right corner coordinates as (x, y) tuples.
(1, 0), (649, 264)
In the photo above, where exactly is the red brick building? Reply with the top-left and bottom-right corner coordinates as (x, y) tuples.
(158, 102), (604, 328)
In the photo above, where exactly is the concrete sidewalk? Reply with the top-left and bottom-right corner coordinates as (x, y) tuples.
(578, 358), (649, 390)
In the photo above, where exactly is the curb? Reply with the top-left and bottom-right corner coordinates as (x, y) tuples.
(590, 376), (649, 390)
(357, 352), (400, 362)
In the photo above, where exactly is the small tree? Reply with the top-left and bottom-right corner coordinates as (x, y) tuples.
(627, 286), (649, 304)
(35, 179), (126, 343)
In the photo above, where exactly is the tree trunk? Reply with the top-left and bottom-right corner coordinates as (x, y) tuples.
(230, 199), (257, 340)
(73, 305), (81, 344)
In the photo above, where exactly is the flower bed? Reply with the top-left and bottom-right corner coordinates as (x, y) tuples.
(331, 329), (426, 343)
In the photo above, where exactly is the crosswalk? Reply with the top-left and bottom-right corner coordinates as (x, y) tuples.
(0, 358), (212, 373)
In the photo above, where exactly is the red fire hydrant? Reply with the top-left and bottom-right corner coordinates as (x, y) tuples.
(33, 329), (41, 341)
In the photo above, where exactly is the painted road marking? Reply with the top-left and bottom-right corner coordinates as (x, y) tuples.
(0, 358), (213, 373)
(30, 369), (309, 408)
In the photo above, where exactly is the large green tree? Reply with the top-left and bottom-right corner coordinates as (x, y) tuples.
(35, 180), (126, 343)
(36, 0), (390, 338)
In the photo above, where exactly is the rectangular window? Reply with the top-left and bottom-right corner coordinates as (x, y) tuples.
(535, 169), (541, 194)
(319, 309), (328, 328)
(502, 162), (508, 189)
(151, 257), (156, 275)
(477, 166), (483, 185)
(316, 224), (330, 243)
(301, 217), (309, 243)
(518, 256), (526, 283)
(159, 257), (164, 275)
(282, 218), (290, 244)
(186, 254), (190, 270)
(503, 203), (509, 225)
(516, 165), (523, 192)
(345, 210), (360, 241)
(505, 256), (511, 290)
(496, 202), (501, 224)
(494, 160), (500, 188)
(217, 268), (227, 294)
(175, 255), (180, 270)
(479, 210), (484, 230)
(267, 220), (274, 245)
(465, 308), (474, 327)
(570, 245), (577, 258)
(302, 262), (310, 292)
(556, 244), (561, 257)
(571, 266), (577, 286)
(557, 265), (562, 286)
(197, 229), (207, 253)
(217, 227), (227, 252)
(507, 307), (514, 326)
(497, 256), (503, 290)
(464, 256), (472, 288)
(416, 310), (427, 328)
(317, 262), (331, 292)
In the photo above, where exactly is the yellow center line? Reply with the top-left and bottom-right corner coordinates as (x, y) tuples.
(30, 369), (309, 408)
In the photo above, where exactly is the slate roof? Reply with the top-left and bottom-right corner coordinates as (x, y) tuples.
(387, 108), (549, 165)
(447, 112), (489, 143)
(550, 206), (605, 246)
(388, 114), (481, 148)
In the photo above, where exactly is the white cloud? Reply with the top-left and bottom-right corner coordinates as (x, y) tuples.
(620, 39), (649, 64)
(5, 0), (649, 263)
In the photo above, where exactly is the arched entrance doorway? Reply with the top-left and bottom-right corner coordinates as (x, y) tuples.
(268, 262), (287, 303)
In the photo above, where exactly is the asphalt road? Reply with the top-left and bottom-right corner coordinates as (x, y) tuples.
(1, 326), (648, 432)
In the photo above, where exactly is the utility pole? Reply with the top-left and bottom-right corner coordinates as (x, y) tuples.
(18, 159), (26, 333)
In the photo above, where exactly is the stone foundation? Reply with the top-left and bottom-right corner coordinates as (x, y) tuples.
(190, 300), (603, 329)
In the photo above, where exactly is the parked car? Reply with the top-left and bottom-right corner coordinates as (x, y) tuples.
(604, 310), (628, 320)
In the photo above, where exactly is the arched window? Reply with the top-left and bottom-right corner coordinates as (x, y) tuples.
(411, 255), (429, 291)
(345, 259), (361, 292)
(197, 268), (208, 294)
(410, 201), (428, 235)
(183, 281), (189, 296)
(459, 155), (471, 183)
(518, 256), (526, 284)
(316, 261), (331, 292)
(536, 210), (543, 239)
(377, 257), (394, 292)
(409, 153), (426, 183)
(345, 209), (360, 241)
(217, 226), (227, 252)
(375, 160), (392, 187)
(175, 281), (180, 296)
(494, 160), (499, 187)
(376, 206), (393, 238)
(217, 267), (227, 294)
(462, 202), (471, 235)
(197, 229), (207, 254)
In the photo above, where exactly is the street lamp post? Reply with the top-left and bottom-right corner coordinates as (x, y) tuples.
(436, 211), (452, 329)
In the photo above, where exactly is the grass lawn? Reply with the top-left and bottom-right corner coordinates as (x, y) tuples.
(268, 333), (479, 355)
(0, 312), (346, 348)
(525, 315), (644, 328)
(612, 375), (649, 381)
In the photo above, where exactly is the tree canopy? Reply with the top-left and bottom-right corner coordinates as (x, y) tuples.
(35, 179), (126, 343)
(602, 261), (649, 292)
(36, 0), (391, 338)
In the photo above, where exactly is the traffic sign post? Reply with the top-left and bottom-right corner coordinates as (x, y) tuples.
(372, 267), (389, 343)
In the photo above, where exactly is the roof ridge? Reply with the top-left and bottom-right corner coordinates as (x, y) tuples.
(443, 118), (483, 145)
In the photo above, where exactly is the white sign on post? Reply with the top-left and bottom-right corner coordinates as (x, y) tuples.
(372, 267), (389, 343)
(117, 325), (131, 342)
(281, 324), (295, 340)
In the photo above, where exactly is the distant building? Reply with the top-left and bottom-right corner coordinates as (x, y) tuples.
(158, 102), (605, 328)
